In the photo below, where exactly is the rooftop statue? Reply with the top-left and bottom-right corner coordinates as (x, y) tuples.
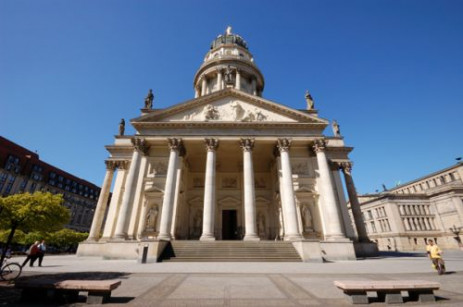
(226, 26), (232, 35)
(144, 89), (154, 109)
(305, 90), (314, 110)
(332, 120), (341, 137)
(119, 119), (125, 136)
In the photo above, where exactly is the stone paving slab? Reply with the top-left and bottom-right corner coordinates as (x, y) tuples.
(1, 251), (462, 306)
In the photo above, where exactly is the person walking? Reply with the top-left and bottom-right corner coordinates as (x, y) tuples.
(22, 241), (40, 267)
(37, 240), (46, 267)
(426, 239), (445, 275)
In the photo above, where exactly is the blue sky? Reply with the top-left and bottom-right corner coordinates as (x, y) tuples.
(1, 0), (462, 194)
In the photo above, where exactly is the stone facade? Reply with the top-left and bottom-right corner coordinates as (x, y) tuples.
(79, 28), (373, 261)
(354, 162), (463, 251)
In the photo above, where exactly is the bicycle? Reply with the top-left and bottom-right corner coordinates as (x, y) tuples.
(431, 258), (446, 275)
(0, 257), (22, 282)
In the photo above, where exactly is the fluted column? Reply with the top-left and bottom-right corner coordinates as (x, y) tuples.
(235, 69), (241, 90)
(277, 138), (302, 240)
(201, 138), (219, 241)
(340, 162), (369, 242)
(113, 138), (148, 239)
(87, 160), (117, 241)
(158, 138), (184, 240)
(313, 140), (345, 241)
(240, 138), (259, 241)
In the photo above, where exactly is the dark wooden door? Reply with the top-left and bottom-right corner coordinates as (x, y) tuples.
(222, 210), (237, 240)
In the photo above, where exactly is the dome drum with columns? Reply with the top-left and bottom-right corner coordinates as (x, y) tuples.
(78, 28), (378, 262)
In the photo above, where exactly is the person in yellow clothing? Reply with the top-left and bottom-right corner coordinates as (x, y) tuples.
(426, 239), (445, 275)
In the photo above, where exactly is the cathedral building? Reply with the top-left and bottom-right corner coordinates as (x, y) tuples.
(78, 28), (376, 262)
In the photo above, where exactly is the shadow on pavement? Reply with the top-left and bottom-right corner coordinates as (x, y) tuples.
(0, 271), (133, 306)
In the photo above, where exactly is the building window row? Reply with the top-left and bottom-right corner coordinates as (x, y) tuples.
(398, 204), (430, 216)
(396, 171), (460, 195)
(402, 217), (435, 231)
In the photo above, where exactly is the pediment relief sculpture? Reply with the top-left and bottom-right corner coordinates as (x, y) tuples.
(164, 99), (296, 123)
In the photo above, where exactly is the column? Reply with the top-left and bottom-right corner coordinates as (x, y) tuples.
(277, 138), (302, 240)
(158, 138), (184, 240)
(251, 78), (257, 95)
(194, 87), (200, 98)
(101, 161), (128, 239)
(127, 143), (151, 239)
(312, 139), (345, 241)
(87, 160), (116, 241)
(171, 156), (184, 238)
(113, 138), (148, 239)
(201, 138), (219, 240)
(341, 162), (369, 242)
(240, 138), (259, 241)
(201, 78), (207, 96)
(217, 69), (223, 90)
(235, 69), (241, 90)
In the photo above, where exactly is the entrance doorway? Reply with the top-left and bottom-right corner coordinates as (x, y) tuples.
(222, 210), (238, 240)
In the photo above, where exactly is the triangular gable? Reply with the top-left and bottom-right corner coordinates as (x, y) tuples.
(132, 88), (327, 125)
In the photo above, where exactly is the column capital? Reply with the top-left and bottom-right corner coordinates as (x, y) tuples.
(132, 138), (150, 155)
(167, 138), (185, 153)
(115, 160), (129, 170)
(104, 160), (118, 171)
(277, 138), (291, 152)
(340, 161), (353, 175)
(205, 138), (219, 151)
(240, 138), (255, 151)
(312, 139), (326, 153)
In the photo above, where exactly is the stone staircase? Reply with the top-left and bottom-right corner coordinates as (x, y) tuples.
(161, 240), (302, 262)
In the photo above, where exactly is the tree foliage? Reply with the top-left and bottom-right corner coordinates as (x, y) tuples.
(48, 229), (88, 249)
(0, 192), (70, 264)
(0, 192), (70, 232)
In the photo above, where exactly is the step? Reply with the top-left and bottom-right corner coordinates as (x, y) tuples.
(162, 240), (302, 262)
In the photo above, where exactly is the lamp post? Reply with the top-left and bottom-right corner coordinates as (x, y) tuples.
(449, 225), (462, 249)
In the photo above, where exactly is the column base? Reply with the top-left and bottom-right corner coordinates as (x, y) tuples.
(325, 234), (348, 242)
(200, 235), (216, 241)
(243, 234), (260, 241)
(157, 233), (172, 241)
(112, 234), (128, 241)
(284, 233), (303, 241)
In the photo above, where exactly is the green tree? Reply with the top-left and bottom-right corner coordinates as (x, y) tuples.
(0, 192), (70, 265)
(48, 229), (88, 251)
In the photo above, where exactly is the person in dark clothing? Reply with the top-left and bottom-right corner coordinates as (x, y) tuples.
(22, 241), (39, 267)
(37, 240), (46, 266)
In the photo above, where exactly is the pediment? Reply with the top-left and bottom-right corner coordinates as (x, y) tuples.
(133, 89), (327, 125)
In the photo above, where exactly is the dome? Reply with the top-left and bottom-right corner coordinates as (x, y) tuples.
(193, 27), (264, 98)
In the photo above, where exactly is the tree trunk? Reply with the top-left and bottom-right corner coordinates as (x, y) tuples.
(0, 223), (17, 268)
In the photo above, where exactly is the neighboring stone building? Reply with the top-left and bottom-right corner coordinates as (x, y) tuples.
(0, 136), (101, 232)
(79, 28), (376, 262)
(355, 162), (463, 252)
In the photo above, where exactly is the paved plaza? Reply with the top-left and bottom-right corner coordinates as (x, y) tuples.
(2, 251), (463, 306)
